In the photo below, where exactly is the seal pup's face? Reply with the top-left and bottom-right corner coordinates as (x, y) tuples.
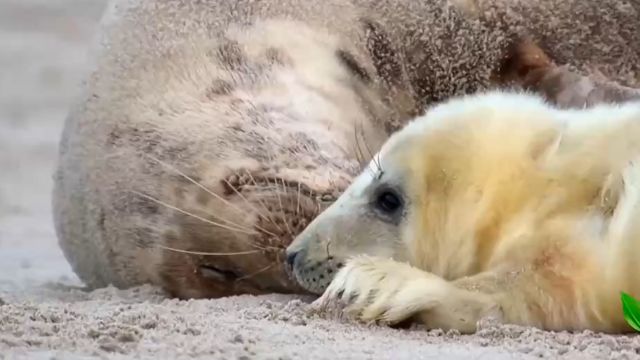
(286, 91), (574, 294)
(284, 135), (414, 294)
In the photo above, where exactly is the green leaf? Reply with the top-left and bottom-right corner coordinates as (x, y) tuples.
(620, 292), (640, 332)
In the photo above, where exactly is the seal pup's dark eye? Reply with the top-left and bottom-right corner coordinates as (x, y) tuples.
(374, 189), (403, 214)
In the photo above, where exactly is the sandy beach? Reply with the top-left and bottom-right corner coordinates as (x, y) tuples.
(1, 1), (639, 359)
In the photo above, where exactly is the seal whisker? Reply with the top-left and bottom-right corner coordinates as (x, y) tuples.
(243, 170), (283, 224)
(354, 122), (377, 177)
(296, 182), (302, 217)
(279, 177), (296, 237)
(325, 235), (333, 259)
(221, 175), (282, 233)
(358, 120), (385, 179)
(235, 263), (275, 282)
(156, 244), (262, 256)
(250, 243), (281, 251)
(232, 168), (284, 231)
(352, 122), (366, 167)
(271, 177), (294, 237)
(130, 190), (258, 235)
(308, 189), (322, 216)
(145, 155), (277, 236)
(359, 120), (382, 173)
(147, 155), (245, 214)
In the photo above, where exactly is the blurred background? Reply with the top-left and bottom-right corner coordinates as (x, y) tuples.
(0, 0), (107, 297)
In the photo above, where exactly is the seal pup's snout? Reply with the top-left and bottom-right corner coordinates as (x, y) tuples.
(285, 229), (346, 294)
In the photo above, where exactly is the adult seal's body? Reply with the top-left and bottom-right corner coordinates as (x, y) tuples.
(53, 0), (640, 298)
(53, 0), (426, 298)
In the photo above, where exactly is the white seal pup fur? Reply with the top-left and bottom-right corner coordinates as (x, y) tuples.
(288, 90), (640, 333)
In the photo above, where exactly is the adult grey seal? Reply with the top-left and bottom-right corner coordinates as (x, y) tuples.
(53, 0), (640, 299)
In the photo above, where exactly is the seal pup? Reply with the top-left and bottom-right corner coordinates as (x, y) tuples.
(287, 90), (640, 333)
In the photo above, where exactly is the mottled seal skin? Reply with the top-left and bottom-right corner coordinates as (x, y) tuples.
(53, 0), (640, 299)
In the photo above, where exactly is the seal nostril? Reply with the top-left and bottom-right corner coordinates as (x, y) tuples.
(286, 251), (298, 268)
